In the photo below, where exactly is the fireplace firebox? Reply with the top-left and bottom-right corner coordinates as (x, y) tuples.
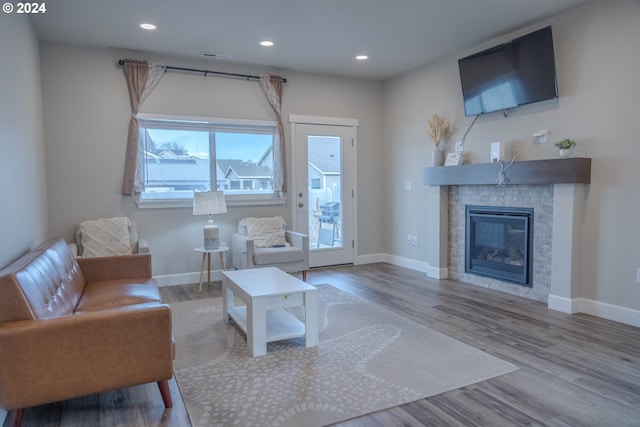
(465, 205), (533, 286)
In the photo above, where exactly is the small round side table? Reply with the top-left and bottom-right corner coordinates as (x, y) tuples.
(193, 246), (229, 292)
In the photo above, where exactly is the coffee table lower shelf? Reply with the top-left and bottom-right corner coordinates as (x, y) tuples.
(228, 306), (306, 343)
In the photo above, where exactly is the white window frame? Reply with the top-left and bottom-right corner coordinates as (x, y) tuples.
(136, 113), (285, 209)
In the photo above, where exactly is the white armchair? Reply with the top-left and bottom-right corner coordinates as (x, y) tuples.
(69, 217), (149, 258)
(231, 216), (309, 281)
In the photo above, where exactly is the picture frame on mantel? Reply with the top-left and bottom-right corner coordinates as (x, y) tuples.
(444, 151), (462, 166)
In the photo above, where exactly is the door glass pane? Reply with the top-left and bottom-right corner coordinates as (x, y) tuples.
(307, 135), (342, 250)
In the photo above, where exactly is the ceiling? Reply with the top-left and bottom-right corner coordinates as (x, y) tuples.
(31, 0), (595, 80)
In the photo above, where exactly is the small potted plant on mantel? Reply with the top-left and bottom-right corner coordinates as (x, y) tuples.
(555, 138), (576, 158)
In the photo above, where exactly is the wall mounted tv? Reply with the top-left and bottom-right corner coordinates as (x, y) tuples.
(458, 26), (558, 116)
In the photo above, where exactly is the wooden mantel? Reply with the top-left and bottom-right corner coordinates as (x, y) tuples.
(423, 157), (591, 186)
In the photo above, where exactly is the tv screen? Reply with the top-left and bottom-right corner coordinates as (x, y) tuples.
(458, 26), (558, 116)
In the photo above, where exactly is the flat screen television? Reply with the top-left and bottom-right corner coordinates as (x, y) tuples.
(458, 26), (558, 116)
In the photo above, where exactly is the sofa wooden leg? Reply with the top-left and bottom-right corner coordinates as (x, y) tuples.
(157, 380), (173, 408)
(10, 409), (24, 427)
(302, 270), (307, 282)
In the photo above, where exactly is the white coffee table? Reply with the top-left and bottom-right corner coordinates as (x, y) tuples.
(222, 267), (318, 357)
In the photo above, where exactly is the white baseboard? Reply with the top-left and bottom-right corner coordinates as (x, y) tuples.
(547, 294), (581, 314)
(154, 270), (223, 287)
(382, 254), (430, 274)
(548, 294), (640, 328)
(377, 257), (639, 328)
(356, 253), (446, 278)
(579, 298), (640, 328)
(355, 253), (385, 265)
(426, 265), (449, 280)
(155, 257), (640, 329)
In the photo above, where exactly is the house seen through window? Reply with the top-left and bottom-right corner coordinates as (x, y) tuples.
(138, 116), (276, 201)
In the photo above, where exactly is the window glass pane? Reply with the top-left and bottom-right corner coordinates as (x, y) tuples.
(143, 128), (210, 196)
(216, 132), (273, 193)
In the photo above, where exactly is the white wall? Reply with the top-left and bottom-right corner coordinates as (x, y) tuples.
(0, 14), (48, 268)
(14, 0), (639, 321)
(0, 12), (48, 425)
(383, 0), (640, 313)
(40, 44), (384, 279)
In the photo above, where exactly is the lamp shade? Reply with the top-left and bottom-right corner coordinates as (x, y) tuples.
(193, 191), (227, 250)
(193, 191), (227, 216)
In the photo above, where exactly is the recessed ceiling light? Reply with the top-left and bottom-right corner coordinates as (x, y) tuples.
(356, 55), (369, 60)
(260, 40), (274, 47)
(140, 23), (157, 30)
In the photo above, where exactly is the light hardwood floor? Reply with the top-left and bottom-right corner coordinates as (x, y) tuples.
(8, 263), (640, 426)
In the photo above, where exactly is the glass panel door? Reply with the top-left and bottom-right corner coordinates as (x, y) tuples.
(292, 122), (355, 267)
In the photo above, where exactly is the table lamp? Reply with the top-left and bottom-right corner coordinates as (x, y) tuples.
(193, 191), (227, 249)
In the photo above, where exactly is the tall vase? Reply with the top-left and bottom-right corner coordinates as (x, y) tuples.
(431, 143), (443, 167)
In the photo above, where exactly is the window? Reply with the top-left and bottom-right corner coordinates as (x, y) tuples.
(138, 114), (279, 206)
(310, 178), (322, 189)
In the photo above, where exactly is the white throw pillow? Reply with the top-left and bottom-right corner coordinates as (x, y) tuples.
(79, 217), (133, 257)
(241, 217), (290, 248)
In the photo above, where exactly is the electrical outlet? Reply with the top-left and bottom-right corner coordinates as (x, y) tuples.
(405, 181), (412, 191)
(407, 234), (412, 244)
(533, 130), (548, 143)
(490, 141), (503, 162)
(455, 141), (464, 152)
(411, 235), (418, 246)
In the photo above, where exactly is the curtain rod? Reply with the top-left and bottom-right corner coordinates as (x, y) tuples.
(117, 59), (286, 83)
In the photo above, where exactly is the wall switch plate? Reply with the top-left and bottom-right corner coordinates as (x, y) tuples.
(405, 181), (412, 191)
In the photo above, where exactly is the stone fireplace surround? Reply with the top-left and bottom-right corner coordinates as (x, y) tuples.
(449, 185), (552, 302)
(423, 158), (590, 314)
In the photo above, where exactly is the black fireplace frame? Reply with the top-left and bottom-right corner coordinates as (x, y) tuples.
(465, 205), (534, 287)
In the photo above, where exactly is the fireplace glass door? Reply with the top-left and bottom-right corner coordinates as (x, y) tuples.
(465, 206), (533, 286)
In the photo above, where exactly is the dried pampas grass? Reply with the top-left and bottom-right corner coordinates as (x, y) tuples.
(425, 114), (449, 145)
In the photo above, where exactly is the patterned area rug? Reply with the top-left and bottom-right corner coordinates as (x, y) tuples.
(170, 284), (517, 426)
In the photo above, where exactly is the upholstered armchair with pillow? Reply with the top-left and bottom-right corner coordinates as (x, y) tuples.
(69, 217), (149, 258)
(232, 216), (309, 281)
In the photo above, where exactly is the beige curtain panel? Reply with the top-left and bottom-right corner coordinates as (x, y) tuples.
(122, 59), (166, 195)
(260, 75), (286, 193)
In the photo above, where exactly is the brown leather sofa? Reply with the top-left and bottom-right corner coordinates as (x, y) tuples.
(0, 237), (174, 427)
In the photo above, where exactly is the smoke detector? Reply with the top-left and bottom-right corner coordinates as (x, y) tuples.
(200, 52), (232, 60)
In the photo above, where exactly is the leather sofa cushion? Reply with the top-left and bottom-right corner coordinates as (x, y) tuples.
(0, 238), (86, 322)
(75, 279), (162, 313)
(253, 246), (304, 265)
(0, 237), (173, 413)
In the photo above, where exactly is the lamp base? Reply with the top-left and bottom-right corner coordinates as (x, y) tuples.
(203, 222), (220, 250)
